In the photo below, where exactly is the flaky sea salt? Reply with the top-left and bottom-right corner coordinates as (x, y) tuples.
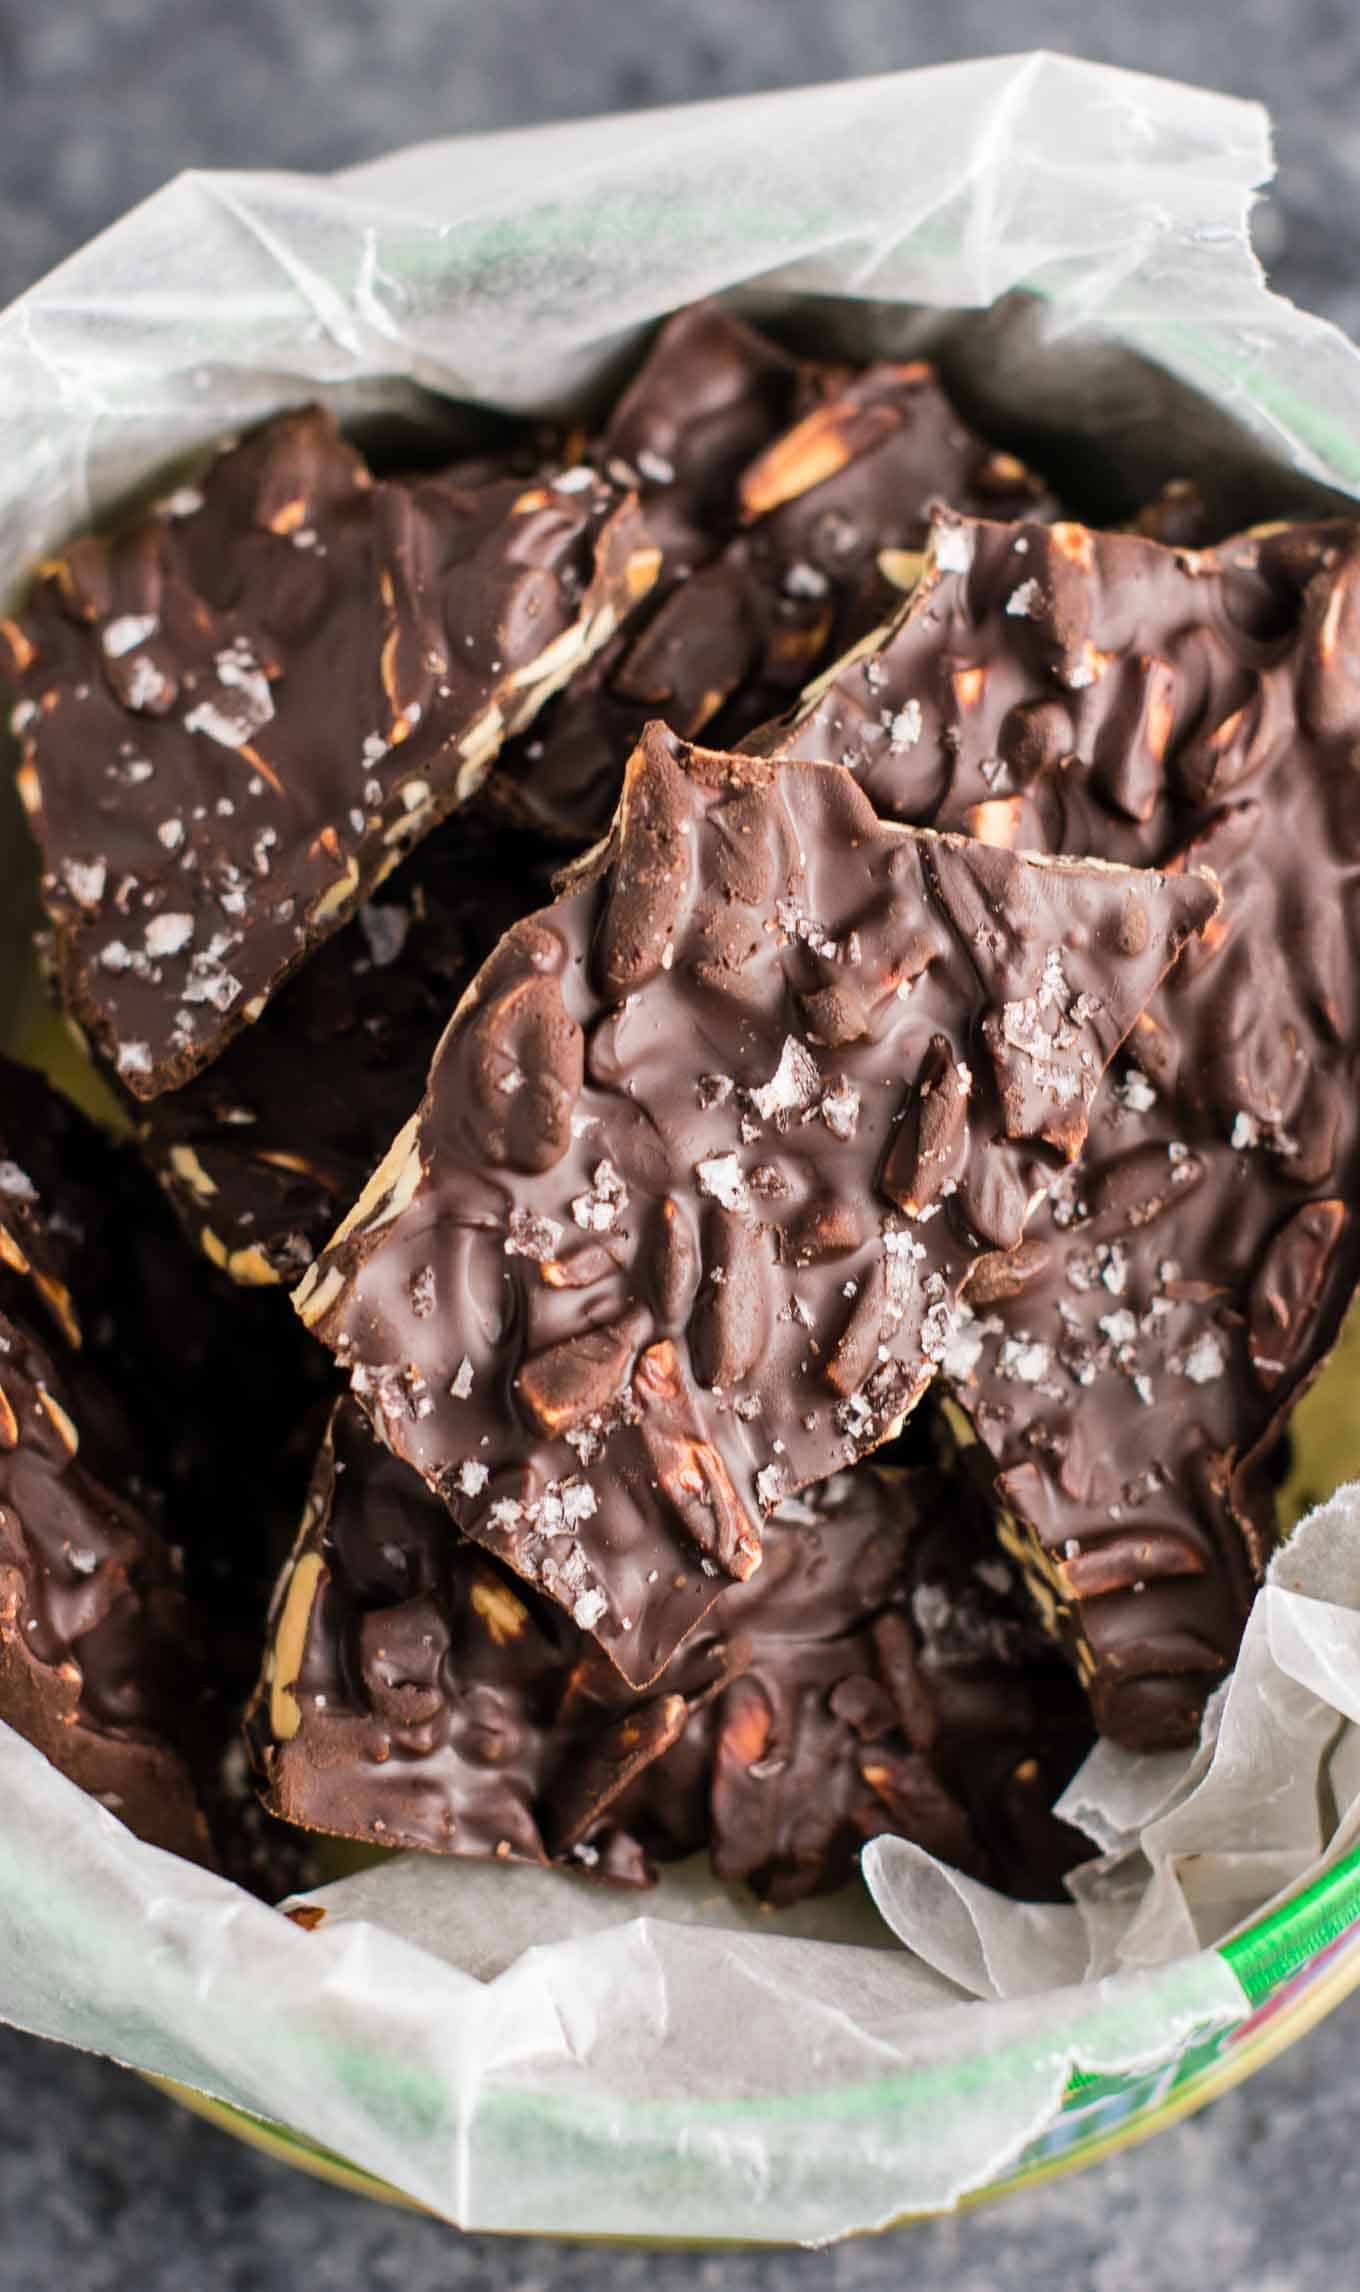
(1180, 1331), (1226, 1384)
(145, 913), (194, 958)
(933, 524), (973, 574)
(102, 613), (158, 658)
(749, 1036), (820, 1122)
(696, 1154), (748, 1210)
(505, 1210), (563, 1260)
(571, 1160), (629, 1232)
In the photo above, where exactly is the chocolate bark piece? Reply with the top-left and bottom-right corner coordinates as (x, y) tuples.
(0, 1299), (213, 1863)
(600, 300), (833, 574)
(250, 1402), (613, 1865)
(498, 302), (840, 844)
(251, 1403), (1092, 1902)
(3, 405), (659, 1099)
(759, 511), (1360, 1747)
(0, 1052), (327, 1886)
(749, 511), (1347, 854)
(295, 721), (1216, 1686)
(133, 806), (553, 1286)
(0, 1063), (215, 1861)
(499, 326), (1057, 849)
(629, 1460), (1093, 1906)
(611, 362), (1058, 752)
(252, 1399), (731, 1874)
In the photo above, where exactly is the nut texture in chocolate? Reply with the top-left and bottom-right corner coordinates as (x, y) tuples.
(0, 1057), (212, 1861)
(3, 405), (658, 1098)
(0, 1298), (214, 1864)
(618, 1453), (1095, 1906)
(134, 805), (553, 1285)
(600, 300), (831, 575)
(295, 720), (1216, 1686)
(613, 358), (1059, 752)
(0, 1052), (329, 1888)
(758, 510), (1360, 1746)
(250, 1400), (1092, 1903)
(498, 315), (1057, 847)
(498, 300), (842, 844)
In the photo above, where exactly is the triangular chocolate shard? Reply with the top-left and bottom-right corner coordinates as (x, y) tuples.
(296, 722), (1214, 1686)
(6, 407), (658, 1098)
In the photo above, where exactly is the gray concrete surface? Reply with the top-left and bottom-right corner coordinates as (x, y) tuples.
(2, 2), (1359, 2284)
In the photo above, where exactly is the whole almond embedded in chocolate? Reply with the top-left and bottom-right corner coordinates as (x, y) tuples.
(495, 301), (842, 845)
(611, 360), (1059, 754)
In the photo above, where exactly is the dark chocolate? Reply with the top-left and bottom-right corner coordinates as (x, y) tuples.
(3, 406), (659, 1098)
(618, 1456), (1094, 1906)
(0, 1052), (328, 1886)
(600, 300), (833, 575)
(250, 1400), (1092, 1903)
(252, 1400), (704, 1871)
(0, 1297), (215, 1863)
(134, 805), (553, 1285)
(498, 301), (841, 844)
(295, 721), (1216, 1687)
(0, 1059), (212, 1860)
(498, 321), (1057, 848)
(758, 512), (1360, 1746)
(613, 361), (1058, 750)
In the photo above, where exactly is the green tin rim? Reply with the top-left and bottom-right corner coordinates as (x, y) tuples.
(144, 1833), (1360, 2230)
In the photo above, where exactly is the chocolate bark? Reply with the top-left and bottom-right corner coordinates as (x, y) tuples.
(498, 300), (842, 843)
(3, 405), (658, 1098)
(757, 512), (1360, 1746)
(295, 721), (1216, 1687)
(133, 806), (553, 1285)
(499, 315), (1056, 846)
(0, 1058), (211, 1860)
(251, 1400), (691, 1874)
(0, 1298), (213, 1863)
(616, 1454), (1094, 1906)
(250, 1401), (1092, 1903)
(613, 360), (1058, 751)
(0, 1052), (328, 1885)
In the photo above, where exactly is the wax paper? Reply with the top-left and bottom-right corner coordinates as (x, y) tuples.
(3, 52), (1360, 2243)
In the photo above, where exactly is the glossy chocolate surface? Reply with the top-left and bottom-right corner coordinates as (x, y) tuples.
(499, 313), (1057, 845)
(296, 721), (1214, 1686)
(758, 512), (1360, 1744)
(5, 406), (656, 1096)
(134, 804), (552, 1285)
(252, 1401), (1092, 1903)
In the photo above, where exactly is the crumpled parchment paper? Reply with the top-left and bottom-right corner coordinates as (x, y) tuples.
(3, 51), (1360, 2244)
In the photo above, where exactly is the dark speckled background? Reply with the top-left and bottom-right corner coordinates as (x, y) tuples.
(3, 4), (1360, 2286)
